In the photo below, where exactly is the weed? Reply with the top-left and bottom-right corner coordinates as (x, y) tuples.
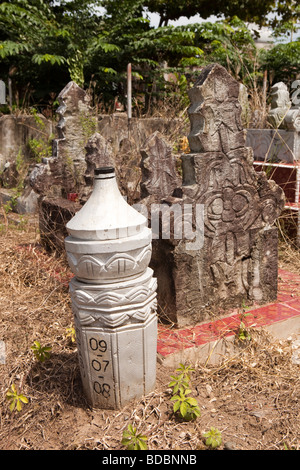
(3, 200), (13, 214)
(238, 320), (252, 341)
(2, 190), (21, 214)
(6, 384), (29, 412)
(30, 107), (46, 130)
(283, 442), (298, 450)
(16, 148), (26, 174)
(121, 424), (148, 450)
(79, 111), (97, 144)
(168, 372), (190, 394)
(169, 363), (195, 390)
(65, 325), (76, 344)
(171, 390), (201, 421)
(169, 363), (201, 421)
(237, 310), (252, 342)
(31, 341), (52, 362)
(27, 136), (53, 163)
(203, 427), (222, 449)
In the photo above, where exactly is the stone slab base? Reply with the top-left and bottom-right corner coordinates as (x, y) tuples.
(157, 268), (300, 368)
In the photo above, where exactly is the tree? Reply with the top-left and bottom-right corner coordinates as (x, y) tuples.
(179, 17), (258, 81)
(0, 0), (118, 91)
(270, 0), (300, 42)
(144, 0), (277, 27)
(260, 41), (300, 86)
(0, 0), (203, 109)
(85, 0), (204, 111)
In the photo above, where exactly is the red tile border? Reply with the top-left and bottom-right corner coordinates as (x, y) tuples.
(157, 269), (300, 358)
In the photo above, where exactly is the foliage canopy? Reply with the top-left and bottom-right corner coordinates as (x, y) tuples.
(0, 0), (299, 114)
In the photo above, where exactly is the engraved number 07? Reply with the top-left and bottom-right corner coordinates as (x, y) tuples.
(91, 358), (109, 372)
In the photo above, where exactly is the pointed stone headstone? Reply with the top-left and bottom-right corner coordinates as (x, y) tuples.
(53, 81), (96, 195)
(174, 64), (285, 325)
(84, 132), (114, 175)
(173, 64), (285, 326)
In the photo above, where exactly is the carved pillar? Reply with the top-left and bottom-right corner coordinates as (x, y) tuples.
(65, 167), (157, 409)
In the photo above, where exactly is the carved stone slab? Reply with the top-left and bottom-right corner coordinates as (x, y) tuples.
(140, 131), (180, 200)
(187, 64), (246, 154)
(174, 64), (285, 326)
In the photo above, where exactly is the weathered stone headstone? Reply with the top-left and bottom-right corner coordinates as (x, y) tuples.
(28, 82), (98, 250)
(53, 81), (96, 196)
(268, 82), (291, 130)
(115, 137), (141, 203)
(84, 132), (114, 175)
(173, 63), (285, 326)
(140, 131), (181, 201)
(81, 132), (114, 202)
(247, 80), (300, 165)
(246, 128), (300, 163)
(139, 64), (285, 327)
(139, 131), (182, 323)
(29, 81), (96, 199)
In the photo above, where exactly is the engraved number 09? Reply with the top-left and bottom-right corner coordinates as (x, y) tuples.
(89, 337), (107, 353)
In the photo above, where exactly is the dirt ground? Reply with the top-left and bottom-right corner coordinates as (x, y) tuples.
(0, 213), (300, 451)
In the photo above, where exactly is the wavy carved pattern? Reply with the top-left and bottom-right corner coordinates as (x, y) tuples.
(67, 245), (152, 279)
(70, 278), (157, 308)
(72, 298), (157, 328)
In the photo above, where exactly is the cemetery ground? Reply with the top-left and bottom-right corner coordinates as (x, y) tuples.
(0, 213), (300, 451)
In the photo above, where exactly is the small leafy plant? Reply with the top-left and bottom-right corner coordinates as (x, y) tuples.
(238, 319), (251, 341)
(168, 364), (192, 394)
(171, 391), (201, 421)
(65, 325), (76, 344)
(237, 302), (252, 342)
(203, 427), (222, 449)
(31, 341), (52, 362)
(6, 384), (29, 412)
(169, 363), (201, 421)
(121, 424), (148, 450)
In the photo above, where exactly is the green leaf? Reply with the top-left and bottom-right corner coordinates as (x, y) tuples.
(171, 394), (180, 401)
(9, 401), (15, 412)
(16, 400), (23, 412)
(173, 400), (180, 413)
(138, 439), (148, 450)
(6, 384), (29, 413)
(186, 397), (198, 407)
(104, 67), (117, 75)
(122, 424), (148, 450)
(180, 400), (188, 417)
(32, 53), (66, 65)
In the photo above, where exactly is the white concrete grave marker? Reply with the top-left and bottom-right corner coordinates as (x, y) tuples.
(65, 167), (157, 409)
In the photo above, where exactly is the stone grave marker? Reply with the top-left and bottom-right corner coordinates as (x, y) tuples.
(175, 63), (285, 326)
(140, 64), (285, 327)
(65, 167), (157, 409)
